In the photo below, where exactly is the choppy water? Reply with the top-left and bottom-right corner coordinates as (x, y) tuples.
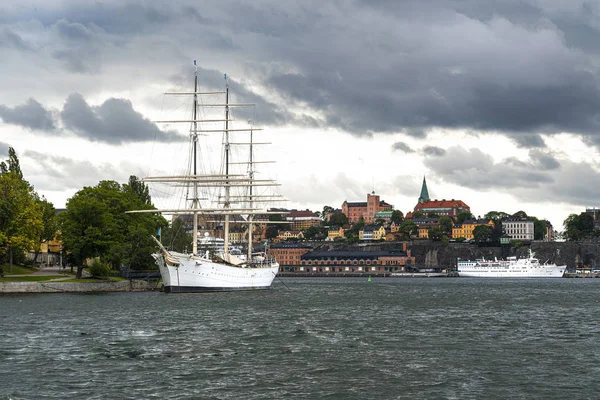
(1, 278), (600, 399)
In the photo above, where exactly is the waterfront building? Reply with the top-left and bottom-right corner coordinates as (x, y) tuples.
(502, 217), (534, 241)
(451, 219), (494, 240)
(342, 192), (393, 224)
(297, 243), (414, 274)
(269, 243), (313, 270)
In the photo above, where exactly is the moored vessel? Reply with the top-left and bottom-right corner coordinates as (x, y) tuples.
(129, 62), (285, 292)
(457, 250), (566, 278)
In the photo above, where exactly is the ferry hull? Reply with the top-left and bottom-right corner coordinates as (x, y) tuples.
(155, 252), (279, 292)
(458, 266), (566, 278)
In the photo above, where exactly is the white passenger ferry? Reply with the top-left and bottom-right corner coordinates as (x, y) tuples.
(457, 250), (566, 278)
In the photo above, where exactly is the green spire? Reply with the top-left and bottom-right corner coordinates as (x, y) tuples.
(418, 176), (430, 203)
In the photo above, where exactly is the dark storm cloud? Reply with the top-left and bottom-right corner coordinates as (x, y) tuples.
(60, 93), (176, 144)
(424, 146), (554, 190)
(7, 0), (600, 147)
(509, 133), (546, 148)
(0, 99), (56, 131)
(392, 142), (414, 153)
(168, 66), (288, 126)
(422, 146), (446, 157)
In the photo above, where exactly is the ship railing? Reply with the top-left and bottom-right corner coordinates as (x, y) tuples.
(248, 252), (277, 268)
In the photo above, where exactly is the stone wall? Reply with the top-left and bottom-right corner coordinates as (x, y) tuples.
(0, 280), (157, 294)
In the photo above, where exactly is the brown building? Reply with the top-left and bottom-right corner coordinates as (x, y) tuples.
(342, 192), (393, 224)
(296, 243), (414, 274)
(286, 209), (322, 230)
(270, 244), (313, 270)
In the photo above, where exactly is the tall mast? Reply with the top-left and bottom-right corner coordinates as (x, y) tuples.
(247, 126), (254, 260)
(192, 61), (199, 256)
(223, 74), (231, 254)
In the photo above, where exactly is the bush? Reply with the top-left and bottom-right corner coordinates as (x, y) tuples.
(89, 259), (111, 277)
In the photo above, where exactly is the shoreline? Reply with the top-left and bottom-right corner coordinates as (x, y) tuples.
(0, 280), (159, 294)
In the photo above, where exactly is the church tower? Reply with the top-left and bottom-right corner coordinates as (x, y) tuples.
(418, 176), (430, 204)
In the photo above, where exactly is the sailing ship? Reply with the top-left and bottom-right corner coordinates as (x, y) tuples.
(456, 249), (566, 278)
(129, 62), (285, 292)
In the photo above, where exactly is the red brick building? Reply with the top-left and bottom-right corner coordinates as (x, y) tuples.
(342, 192), (393, 224)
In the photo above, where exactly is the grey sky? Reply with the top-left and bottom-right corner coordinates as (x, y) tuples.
(2, 0), (600, 226)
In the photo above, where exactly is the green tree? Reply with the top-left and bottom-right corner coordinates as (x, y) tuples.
(125, 175), (151, 205)
(374, 218), (386, 226)
(457, 211), (474, 224)
(59, 180), (164, 278)
(159, 217), (192, 253)
(0, 148), (43, 272)
(531, 217), (546, 241)
(32, 195), (58, 266)
(473, 225), (492, 243)
(412, 211), (424, 219)
(391, 210), (404, 224)
(329, 212), (348, 227)
(347, 217), (365, 236)
(399, 220), (417, 238)
(439, 216), (453, 235)
(563, 213), (595, 241)
(321, 205), (335, 222)
(428, 226), (444, 241)
(512, 210), (528, 219)
(303, 226), (326, 240)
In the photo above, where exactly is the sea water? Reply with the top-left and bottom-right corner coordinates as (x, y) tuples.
(1, 278), (599, 399)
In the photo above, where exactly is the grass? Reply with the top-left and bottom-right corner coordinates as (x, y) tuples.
(1, 264), (39, 275)
(0, 275), (64, 282)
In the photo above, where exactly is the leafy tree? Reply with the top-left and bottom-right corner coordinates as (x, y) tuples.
(0, 148), (43, 272)
(321, 205), (335, 222)
(268, 213), (289, 229)
(265, 226), (279, 240)
(484, 211), (510, 222)
(59, 180), (164, 278)
(32, 195), (58, 266)
(391, 210), (403, 224)
(329, 212), (348, 227)
(159, 217), (191, 253)
(427, 213), (440, 218)
(125, 175), (151, 205)
(512, 210), (528, 219)
(439, 216), (453, 235)
(303, 226), (327, 240)
(412, 211), (424, 219)
(399, 220), (417, 238)
(531, 217), (546, 241)
(473, 225), (492, 243)
(428, 226), (444, 241)
(457, 211), (474, 224)
(347, 217), (365, 236)
(374, 218), (386, 226)
(563, 213), (595, 241)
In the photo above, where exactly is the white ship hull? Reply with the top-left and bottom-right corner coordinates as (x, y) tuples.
(155, 252), (279, 292)
(457, 264), (566, 278)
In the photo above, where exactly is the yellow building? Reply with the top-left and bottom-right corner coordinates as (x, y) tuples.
(328, 226), (345, 240)
(359, 225), (386, 241)
(277, 230), (305, 242)
(452, 219), (494, 240)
